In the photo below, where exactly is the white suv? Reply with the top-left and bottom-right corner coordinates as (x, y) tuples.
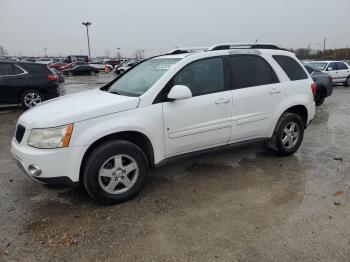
(11, 43), (316, 204)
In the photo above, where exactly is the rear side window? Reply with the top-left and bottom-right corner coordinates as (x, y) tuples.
(273, 55), (308, 81)
(0, 63), (14, 76)
(336, 62), (348, 70)
(21, 64), (51, 75)
(228, 55), (278, 89)
(173, 57), (224, 97)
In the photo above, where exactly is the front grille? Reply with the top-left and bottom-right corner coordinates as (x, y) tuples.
(15, 124), (26, 143)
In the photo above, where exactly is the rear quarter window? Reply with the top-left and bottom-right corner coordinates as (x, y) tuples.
(273, 55), (308, 81)
(21, 63), (51, 75)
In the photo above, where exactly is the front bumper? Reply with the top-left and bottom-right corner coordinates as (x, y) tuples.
(11, 138), (85, 185)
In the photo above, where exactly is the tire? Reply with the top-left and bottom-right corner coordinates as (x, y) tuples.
(90, 71), (96, 76)
(344, 76), (350, 87)
(315, 87), (326, 106)
(272, 112), (304, 156)
(119, 69), (124, 74)
(83, 140), (149, 204)
(20, 89), (45, 109)
(68, 72), (74, 77)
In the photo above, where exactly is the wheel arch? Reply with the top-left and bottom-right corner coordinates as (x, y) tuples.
(79, 131), (155, 182)
(282, 105), (308, 128)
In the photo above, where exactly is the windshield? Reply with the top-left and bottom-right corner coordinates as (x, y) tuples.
(307, 62), (328, 71)
(107, 58), (181, 96)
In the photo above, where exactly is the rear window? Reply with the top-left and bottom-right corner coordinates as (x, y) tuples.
(20, 63), (51, 75)
(273, 55), (308, 81)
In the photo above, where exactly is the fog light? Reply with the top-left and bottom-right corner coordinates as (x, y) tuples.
(28, 165), (42, 177)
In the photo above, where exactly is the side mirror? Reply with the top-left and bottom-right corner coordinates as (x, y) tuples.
(327, 67), (333, 71)
(167, 85), (192, 100)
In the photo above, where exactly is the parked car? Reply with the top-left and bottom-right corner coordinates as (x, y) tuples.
(62, 65), (99, 76)
(11, 43), (315, 204)
(0, 61), (59, 109)
(89, 62), (113, 71)
(104, 59), (123, 68)
(50, 68), (65, 83)
(304, 65), (333, 106)
(36, 58), (54, 65)
(114, 60), (138, 74)
(63, 55), (89, 64)
(306, 61), (350, 86)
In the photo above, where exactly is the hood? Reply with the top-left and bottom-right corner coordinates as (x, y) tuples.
(18, 89), (140, 129)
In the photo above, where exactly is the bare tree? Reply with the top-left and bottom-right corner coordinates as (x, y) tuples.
(104, 49), (111, 58)
(0, 45), (8, 57)
(133, 49), (145, 60)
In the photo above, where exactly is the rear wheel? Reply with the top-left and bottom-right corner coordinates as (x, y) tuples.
(68, 72), (74, 77)
(315, 87), (326, 106)
(344, 76), (350, 87)
(271, 112), (304, 156)
(90, 70), (96, 76)
(20, 89), (45, 109)
(83, 140), (149, 204)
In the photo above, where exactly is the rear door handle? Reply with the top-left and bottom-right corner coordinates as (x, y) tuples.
(269, 88), (281, 94)
(215, 98), (230, 104)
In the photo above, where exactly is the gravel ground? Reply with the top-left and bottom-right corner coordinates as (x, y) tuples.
(0, 76), (350, 261)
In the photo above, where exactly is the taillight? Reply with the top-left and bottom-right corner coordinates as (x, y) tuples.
(48, 75), (57, 81)
(311, 82), (317, 95)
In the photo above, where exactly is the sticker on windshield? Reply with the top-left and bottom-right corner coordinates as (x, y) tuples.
(156, 64), (173, 70)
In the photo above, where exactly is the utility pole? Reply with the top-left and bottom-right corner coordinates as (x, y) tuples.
(82, 21), (92, 60)
(323, 38), (326, 52)
(116, 47), (121, 59)
(307, 43), (311, 59)
(43, 48), (47, 57)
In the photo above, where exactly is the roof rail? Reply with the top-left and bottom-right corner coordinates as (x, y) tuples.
(208, 43), (284, 51)
(167, 47), (208, 55)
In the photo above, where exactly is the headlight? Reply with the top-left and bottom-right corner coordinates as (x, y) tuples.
(28, 124), (73, 149)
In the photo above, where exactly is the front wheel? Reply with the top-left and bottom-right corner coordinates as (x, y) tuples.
(20, 89), (45, 109)
(344, 76), (350, 87)
(271, 113), (304, 156)
(83, 140), (149, 204)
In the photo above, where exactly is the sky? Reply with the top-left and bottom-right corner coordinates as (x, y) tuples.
(1, 0), (350, 58)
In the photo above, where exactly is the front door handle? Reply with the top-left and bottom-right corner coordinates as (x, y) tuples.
(269, 88), (281, 94)
(215, 98), (230, 104)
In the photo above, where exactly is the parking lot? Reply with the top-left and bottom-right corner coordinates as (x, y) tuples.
(1, 75), (350, 261)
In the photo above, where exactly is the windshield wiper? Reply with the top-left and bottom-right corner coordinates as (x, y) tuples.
(109, 91), (122, 95)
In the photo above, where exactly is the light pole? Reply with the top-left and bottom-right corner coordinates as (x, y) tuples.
(82, 21), (92, 60)
(43, 48), (47, 57)
(116, 48), (121, 59)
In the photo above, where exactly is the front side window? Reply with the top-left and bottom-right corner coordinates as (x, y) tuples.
(273, 55), (308, 81)
(172, 57), (224, 96)
(107, 58), (181, 96)
(327, 62), (337, 71)
(0, 64), (14, 76)
(228, 55), (278, 89)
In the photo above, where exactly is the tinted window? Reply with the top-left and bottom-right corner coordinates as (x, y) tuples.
(327, 62), (337, 71)
(273, 55), (308, 81)
(21, 64), (50, 75)
(0, 63), (14, 76)
(173, 57), (224, 96)
(305, 66), (314, 74)
(228, 55), (278, 89)
(336, 62), (348, 70)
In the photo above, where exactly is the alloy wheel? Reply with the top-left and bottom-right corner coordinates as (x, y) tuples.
(24, 92), (42, 108)
(281, 122), (299, 149)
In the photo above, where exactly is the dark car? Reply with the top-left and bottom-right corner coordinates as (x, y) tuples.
(62, 65), (99, 76)
(50, 68), (65, 83)
(0, 62), (60, 109)
(305, 65), (333, 106)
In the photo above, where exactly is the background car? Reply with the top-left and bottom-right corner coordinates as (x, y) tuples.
(50, 68), (65, 83)
(114, 60), (138, 74)
(307, 61), (350, 86)
(62, 65), (99, 76)
(0, 62), (60, 109)
(305, 65), (333, 106)
(89, 62), (113, 71)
